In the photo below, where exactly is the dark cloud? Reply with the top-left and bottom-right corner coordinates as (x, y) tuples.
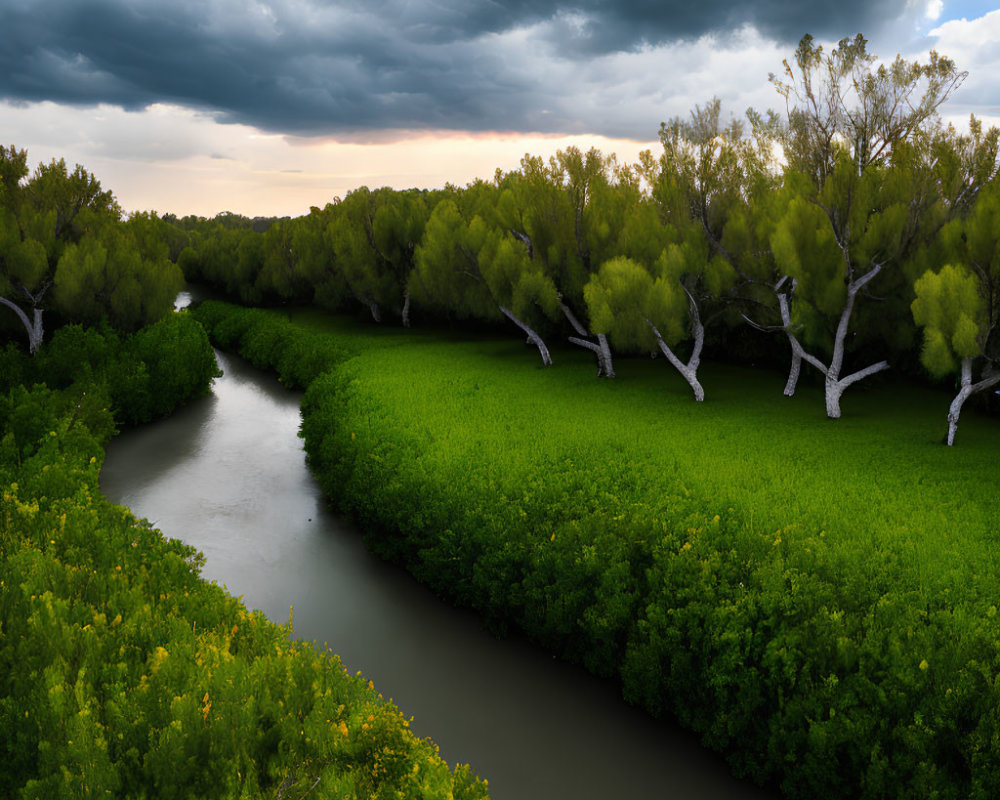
(0, 0), (916, 139)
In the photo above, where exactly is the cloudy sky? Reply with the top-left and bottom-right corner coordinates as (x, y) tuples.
(2, 0), (998, 218)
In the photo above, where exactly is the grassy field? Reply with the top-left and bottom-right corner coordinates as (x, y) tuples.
(195, 301), (1000, 798)
(290, 307), (1000, 602)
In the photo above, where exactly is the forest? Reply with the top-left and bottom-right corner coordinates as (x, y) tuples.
(169, 34), (1000, 443)
(1, 32), (999, 800)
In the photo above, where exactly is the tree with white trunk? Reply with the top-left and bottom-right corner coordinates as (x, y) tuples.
(411, 197), (558, 365)
(585, 251), (711, 401)
(498, 148), (622, 377)
(325, 187), (428, 326)
(766, 34), (968, 418)
(2, 146), (178, 352)
(911, 179), (1000, 445)
(601, 99), (771, 401)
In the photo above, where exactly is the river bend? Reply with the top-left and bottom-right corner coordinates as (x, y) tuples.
(100, 345), (776, 800)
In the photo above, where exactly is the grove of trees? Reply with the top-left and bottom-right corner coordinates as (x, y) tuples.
(2, 33), (997, 444)
(168, 36), (1000, 444)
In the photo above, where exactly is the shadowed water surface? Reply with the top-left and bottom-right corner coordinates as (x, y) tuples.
(100, 347), (778, 800)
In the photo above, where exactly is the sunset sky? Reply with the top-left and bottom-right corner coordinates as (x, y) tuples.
(2, 0), (998, 219)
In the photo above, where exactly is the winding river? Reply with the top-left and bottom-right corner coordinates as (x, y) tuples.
(100, 302), (777, 799)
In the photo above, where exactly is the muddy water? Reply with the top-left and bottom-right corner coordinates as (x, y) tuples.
(100, 340), (776, 799)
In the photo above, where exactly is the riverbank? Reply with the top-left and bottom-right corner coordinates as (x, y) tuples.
(191, 300), (1000, 799)
(0, 314), (489, 799)
(101, 342), (777, 800)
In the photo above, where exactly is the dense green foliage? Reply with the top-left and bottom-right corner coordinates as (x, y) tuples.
(1, 317), (489, 799)
(0, 314), (221, 428)
(910, 173), (1000, 443)
(192, 301), (350, 390)
(168, 36), (999, 434)
(194, 300), (1000, 799)
(0, 147), (183, 354)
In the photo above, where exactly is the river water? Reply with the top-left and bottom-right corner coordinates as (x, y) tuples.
(100, 313), (777, 799)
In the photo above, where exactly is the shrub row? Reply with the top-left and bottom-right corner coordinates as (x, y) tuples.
(196, 300), (1000, 800)
(0, 317), (489, 799)
(0, 313), (221, 430)
(192, 301), (351, 390)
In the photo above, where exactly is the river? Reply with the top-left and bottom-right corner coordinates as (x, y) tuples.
(99, 302), (777, 799)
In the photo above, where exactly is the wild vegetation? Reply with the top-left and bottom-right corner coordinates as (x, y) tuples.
(2, 30), (1000, 800)
(192, 299), (1000, 799)
(0, 148), (489, 796)
(0, 318), (489, 799)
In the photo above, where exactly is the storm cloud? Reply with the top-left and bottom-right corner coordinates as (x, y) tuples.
(0, 0), (924, 140)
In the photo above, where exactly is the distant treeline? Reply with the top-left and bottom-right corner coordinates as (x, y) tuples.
(2, 34), (998, 438)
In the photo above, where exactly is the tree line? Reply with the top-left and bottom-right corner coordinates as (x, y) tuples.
(2, 34), (998, 443)
(173, 35), (1000, 442)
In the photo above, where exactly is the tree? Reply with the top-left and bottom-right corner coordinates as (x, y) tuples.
(371, 189), (429, 327)
(176, 223), (264, 304)
(326, 187), (428, 325)
(0, 148), (121, 353)
(0, 145), (48, 353)
(253, 214), (332, 304)
(622, 99), (772, 401)
(768, 34), (968, 418)
(412, 195), (557, 365)
(53, 225), (183, 332)
(583, 100), (771, 402)
(912, 179), (1000, 445)
(586, 253), (706, 399)
(499, 148), (620, 376)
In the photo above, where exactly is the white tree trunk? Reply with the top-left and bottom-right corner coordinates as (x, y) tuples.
(561, 300), (615, 377)
(597, 334), (615, 378)
(366, 297), (381, 323)
(824, 376), (845, 419)
(0, 295), (44, 355)
(647, 323), (705, 401)
(784, 350), (802, 397)
(947, 360), (974, 446)
(645, 290), (706, 401)
(775, 290), (813, 397)
(559, 300), (590, 338)
(945, 357), (1000, 446)
(776, 266), (889, 417)
(827, 265), (879, 380)
(401, 288), (411, 328)
(499, 304), (552, 366)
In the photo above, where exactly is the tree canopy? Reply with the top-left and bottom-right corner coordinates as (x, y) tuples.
(0, 147), (181, 353)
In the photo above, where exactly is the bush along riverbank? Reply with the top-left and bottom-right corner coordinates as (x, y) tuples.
(192, 300), (1000, 800)
(0, 311), (489, 799)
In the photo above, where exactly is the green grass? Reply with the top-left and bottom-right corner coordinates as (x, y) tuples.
(290, 306), (1000, 602)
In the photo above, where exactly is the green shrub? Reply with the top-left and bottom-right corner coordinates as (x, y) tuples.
(123, 312), (222, 423)
(192, 302), (350, 389)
